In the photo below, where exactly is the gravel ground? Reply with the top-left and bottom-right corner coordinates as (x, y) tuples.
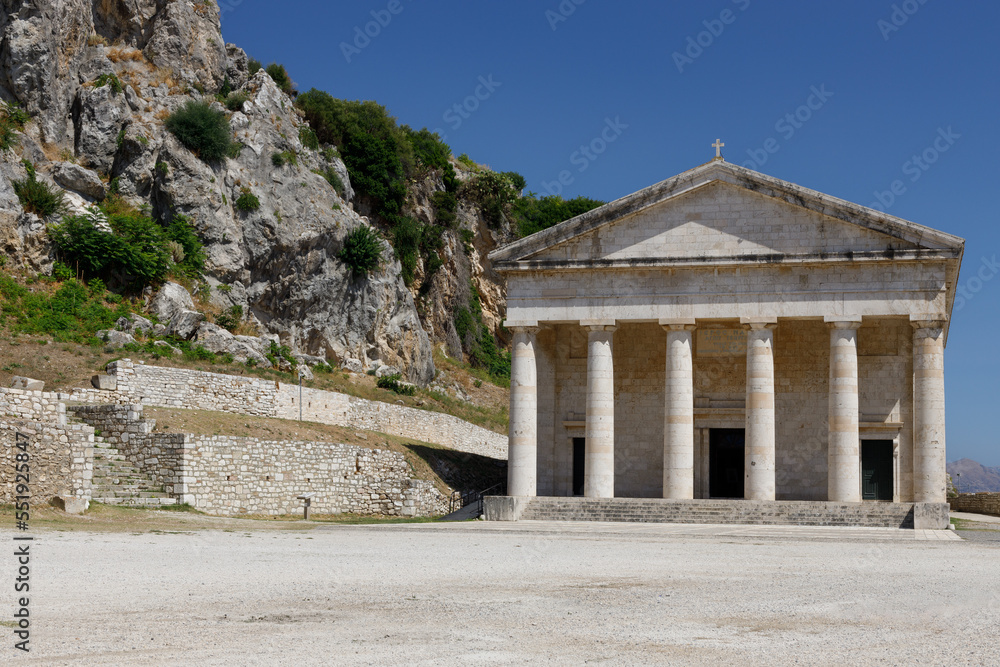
(5, 522), (999, 666)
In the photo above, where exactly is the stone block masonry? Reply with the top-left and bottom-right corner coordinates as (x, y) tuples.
(949, 493), (1000, 518)
(69, 404), (448, 517)
(0, 419), (94, 504)
(69, 360), (507, 460)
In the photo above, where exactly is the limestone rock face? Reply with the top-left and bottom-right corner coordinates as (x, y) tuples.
(0, 0), (513, 385)
(51, 162), (106, 199)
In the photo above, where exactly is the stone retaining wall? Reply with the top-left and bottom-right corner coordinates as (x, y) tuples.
(73, 360), (506, 459)
(181, 435), (447, 517)
(69, 403), (447, 517)
(949, 493), (1000, 518)
(0, 419), (94, 504)
(0, 387), (69, 425)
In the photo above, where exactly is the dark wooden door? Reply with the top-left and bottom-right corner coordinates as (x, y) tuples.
(572, 437), (585, 496)
(709, 429), (745, 498)
(862, 440), (894, 501)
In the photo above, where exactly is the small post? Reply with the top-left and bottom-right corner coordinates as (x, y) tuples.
(297, 493), (314, 520)
(298, 368), (303, 422)
(956, 472), (961, 494)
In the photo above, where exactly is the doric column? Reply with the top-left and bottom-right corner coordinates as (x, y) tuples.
(507, 326), (540, 497)
(661, 320), (696, 499)
(742, 319), (777, 501)
(827, 319), (862, 502)
(583, 322), (616, 498)
(912, 320), (947, 503)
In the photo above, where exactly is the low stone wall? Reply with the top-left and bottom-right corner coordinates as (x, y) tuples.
(275, 383), (507, 459)
(0, 387), (69, 425)
(949, 493), (1000, 518)
(0, 419), (94, 504)
(106, 361), (279, 416)
(182, 435), (448, 517)
(74, 360), (507, 459)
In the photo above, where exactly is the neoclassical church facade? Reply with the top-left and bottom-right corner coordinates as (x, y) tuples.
(489, 159), (963, 512)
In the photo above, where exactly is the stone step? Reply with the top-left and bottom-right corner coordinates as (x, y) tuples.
(512, 497), (918, 528)
(92, 497), (177, 507)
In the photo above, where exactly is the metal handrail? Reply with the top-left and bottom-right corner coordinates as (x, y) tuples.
(448, 479), (506, 516)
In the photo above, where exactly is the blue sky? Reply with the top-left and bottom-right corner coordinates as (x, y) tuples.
(220, 0), (1000, 466)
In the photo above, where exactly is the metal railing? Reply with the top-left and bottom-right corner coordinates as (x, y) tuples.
(449, 479), (507, 517)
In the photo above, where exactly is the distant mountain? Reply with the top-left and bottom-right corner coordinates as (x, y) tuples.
(948, 459), (1000, 493)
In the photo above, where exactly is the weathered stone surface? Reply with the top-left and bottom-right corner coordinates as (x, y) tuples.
(168, 310), (203, 340)
(194, 322), (268, 365)
(91, 374), (117, 390)
(96, 329), (136, 348)
(149, 282), (195, 320)
(10, 376), (44, 391)
(51, 161), (106, 199)
(53, 495), (89, 514)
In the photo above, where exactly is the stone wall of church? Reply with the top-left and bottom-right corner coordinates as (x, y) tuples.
(613, 323), (666, 497)
(773, 320), (830, 500)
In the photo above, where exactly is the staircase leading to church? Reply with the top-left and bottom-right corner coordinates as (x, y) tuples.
(507, 497), (917, 528)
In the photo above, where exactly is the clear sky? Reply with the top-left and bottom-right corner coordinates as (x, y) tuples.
(220, 0), (1000, 466)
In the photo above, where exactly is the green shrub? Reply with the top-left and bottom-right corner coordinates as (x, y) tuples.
(453, 283), (510, 383)
(431, 191), (457, 228)
(0, 102), (29, 151)
(265, 63), (294, 95)
(314, 167), (345, 197)
(235, 187), (260, 212)
(49, 209), (204, 288)
(13, 162), (65, 217)
(156, 161), (169, 176)
(403, 126), (458, 192)
(462, 170), (523, 229)
(94, 73), (123, 95)
(248, 58), (263, 76)
(512, 194), (605, 237)
(457, 153), (476, 169)
(219, 76), (232, 98)
(165, 100), (233, 162)
(214, 305), (243, 332)
(377, 373), (415, 396)
(271, 150), (297, 167)
(339, 225), (383, 277)
(52, 261), (75, 281)
(299, 126), (319, 150)
(391, 216), (422, 284)
(224, 91), (248, 111)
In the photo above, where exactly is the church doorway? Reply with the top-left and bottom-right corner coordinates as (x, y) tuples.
(709, 429), (745, 498)
(861, 440), (894, 501)
(572, 437), (586, 496)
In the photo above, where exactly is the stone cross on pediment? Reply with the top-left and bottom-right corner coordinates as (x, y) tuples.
(712, 138), (725, 160)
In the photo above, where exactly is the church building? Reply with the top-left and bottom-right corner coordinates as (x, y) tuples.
(487, 155), (963, 526)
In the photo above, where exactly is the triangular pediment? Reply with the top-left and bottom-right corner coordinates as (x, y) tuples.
(490, 161), (964, 268)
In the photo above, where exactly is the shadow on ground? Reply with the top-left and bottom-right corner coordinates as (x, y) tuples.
(404, 444), (506, 496)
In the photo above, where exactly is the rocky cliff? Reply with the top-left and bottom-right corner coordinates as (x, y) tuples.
(0, 0), (513, 384)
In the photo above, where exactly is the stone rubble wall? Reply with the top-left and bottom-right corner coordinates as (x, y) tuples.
(181, 435), (448, 517)
(0, 387), (70, 425)
(71, 360), (506, 460)
(68, 403), (447, 517)
(0, 419), (94, 504)
(949, 493), (1000, 518)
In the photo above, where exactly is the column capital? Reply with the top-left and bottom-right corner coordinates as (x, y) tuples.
(507, 325), (541, 336)
(581, 319), (616, 332)
(740, 317), (777, 331)
(824, 315), (862, 329)
(659, 318), (697, 332)
(910, 317), (947, 330)
(504, 319), (538, 331)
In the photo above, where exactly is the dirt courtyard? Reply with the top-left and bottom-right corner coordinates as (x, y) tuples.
(4, 520), (999, 665)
